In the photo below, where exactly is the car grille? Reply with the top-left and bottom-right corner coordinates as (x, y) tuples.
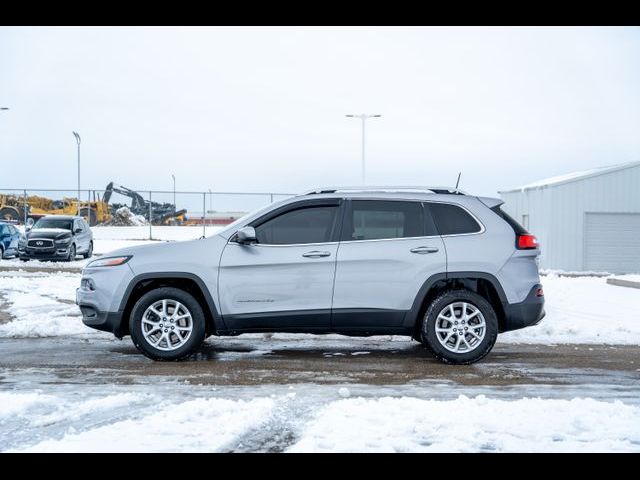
(27, 239), (54, 248)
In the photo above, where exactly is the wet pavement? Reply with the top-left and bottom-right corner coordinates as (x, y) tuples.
(1, 336), (639, 452)
(1, 335), (639, 392)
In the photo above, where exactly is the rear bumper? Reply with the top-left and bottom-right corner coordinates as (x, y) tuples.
(500, 284), (545, 332)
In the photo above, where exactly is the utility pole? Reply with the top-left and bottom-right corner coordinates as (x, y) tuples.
(171, 174), (176, 221)
(345, 114), (381, 185)
(72, 132), (81, 214)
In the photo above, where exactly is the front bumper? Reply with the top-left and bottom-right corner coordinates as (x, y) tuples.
(500, 283), (545, 332)
(19, 246), (71, 261)
(77, 299), (124, 337)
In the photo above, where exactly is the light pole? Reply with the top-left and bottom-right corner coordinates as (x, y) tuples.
(171, 174), (176, 221)
(72, 132), (81, 214)
(346, 113), (381, 185)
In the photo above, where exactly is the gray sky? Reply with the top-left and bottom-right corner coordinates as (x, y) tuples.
(1, 26), (639, 200)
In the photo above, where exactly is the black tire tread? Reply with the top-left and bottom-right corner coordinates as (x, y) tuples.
(129, 287), (206, 361)
(421, 289), (498, 365)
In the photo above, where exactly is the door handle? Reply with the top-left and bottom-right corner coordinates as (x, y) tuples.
(302, 251), (331, 258)
(410, 246), (439, 254)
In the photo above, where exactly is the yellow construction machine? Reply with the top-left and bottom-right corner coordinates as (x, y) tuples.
(0, 193), (110, 226)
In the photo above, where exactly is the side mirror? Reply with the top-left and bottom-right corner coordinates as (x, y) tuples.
(74, 228), (83, 234)
(235, 226), (257, 244)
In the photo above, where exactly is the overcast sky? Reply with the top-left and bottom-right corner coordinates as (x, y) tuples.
(1, 26), (639, 200)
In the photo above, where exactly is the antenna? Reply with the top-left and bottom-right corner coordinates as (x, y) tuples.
(455, 172), (462, 190)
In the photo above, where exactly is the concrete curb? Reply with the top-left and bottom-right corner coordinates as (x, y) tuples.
(606, 278), (640, 290)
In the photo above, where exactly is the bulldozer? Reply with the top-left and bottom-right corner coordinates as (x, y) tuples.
(0, 193), (110, 226)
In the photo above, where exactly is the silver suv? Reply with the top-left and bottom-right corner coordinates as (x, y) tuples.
(76, 187), (544, 364)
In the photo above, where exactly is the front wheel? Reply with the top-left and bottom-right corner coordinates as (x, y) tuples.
(421, 289), (498, 365)
(67, 244), (76, 262)
(129, 287), (206, 360)
(82, 241), (93, 259)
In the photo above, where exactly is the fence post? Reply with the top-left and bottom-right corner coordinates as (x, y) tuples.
(270, 193), (274, 203)
(202, 192), (206, 237)
(148, 191), (153, 240)
(23, 189), (28, 225)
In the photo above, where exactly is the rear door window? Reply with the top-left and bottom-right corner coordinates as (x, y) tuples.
(343, 200), (424, 241)
(428, 203), (482, 235)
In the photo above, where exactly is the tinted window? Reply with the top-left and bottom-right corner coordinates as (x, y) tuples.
(0, 225), (8, 235)
(491, 206), (527, 235)
(345, 201), (424, 241)
(33, 218), (73, 230)
(255, 206), (338, 245)
(429, 203), (481, 235)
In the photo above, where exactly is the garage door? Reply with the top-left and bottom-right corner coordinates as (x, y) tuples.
(584, 213), (640, 274)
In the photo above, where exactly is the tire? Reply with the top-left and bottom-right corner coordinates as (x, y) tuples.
(79, 207), (97, 226)
(0, 245), (4, 260)
(129, 287), (206, 361)
(82, 241), (93, 259)
(421, 289), (498, 365)
(0, 207), (20, 222)
(67, 244), (76, 262)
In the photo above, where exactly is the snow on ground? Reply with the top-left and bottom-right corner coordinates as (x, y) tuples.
(5, 392), (275, 453)
(502, 274), (640, 345)
(0, 271), (101, 338)
(287, 395), (640, 452)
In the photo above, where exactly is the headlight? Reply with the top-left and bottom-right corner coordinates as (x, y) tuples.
(86, 256), (132, 268)
(55, 236), (72, 245)
(18, 236), (26, 246)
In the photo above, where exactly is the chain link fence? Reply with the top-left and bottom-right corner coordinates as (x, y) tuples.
(0, 187), (295, 240)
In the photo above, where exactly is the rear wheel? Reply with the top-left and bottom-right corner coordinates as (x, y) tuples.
(0, 207), (20, 222)
(421, 289), (498, 365)
(129, 287), (206, 361)
(0, 245), (4, 259)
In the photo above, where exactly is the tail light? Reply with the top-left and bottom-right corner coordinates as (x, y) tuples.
(517, 234), (538, 250)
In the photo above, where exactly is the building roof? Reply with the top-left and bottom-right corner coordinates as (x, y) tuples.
(499, 161), (640, 193)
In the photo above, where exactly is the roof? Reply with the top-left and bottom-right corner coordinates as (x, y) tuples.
(303, 186), (467, 195)
(499, 161), (640, 193)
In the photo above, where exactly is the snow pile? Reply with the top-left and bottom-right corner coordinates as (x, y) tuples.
(102, 206), (147, 226)
(0, 273), (99, 338)
(502, 274), (640, 345)
(0, 392), (57, 419)
(288, 395), (640, 453)
(11, 397), (274, 453)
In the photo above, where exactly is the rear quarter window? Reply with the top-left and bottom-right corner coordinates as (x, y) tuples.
(490, 206), (528, 235)
(429, 203), (482, 235)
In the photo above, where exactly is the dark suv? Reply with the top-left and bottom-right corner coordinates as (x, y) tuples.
(19, 215), (93, 262)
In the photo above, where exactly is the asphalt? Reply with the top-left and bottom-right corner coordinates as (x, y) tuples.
(1, 335), (639, 390)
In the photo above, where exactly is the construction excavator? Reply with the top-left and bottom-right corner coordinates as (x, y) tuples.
(103, 182), (187, 225)
(0, 183), (186, 226)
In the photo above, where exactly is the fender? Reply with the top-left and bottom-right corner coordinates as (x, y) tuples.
(403, 271), (508, 329)
(119, 272), (226, 332)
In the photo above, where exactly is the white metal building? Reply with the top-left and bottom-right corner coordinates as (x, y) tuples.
(499, 161), (640, 274)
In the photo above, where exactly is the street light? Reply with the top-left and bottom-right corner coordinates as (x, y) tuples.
(72, 131), (81, 214)
(171, 174), (176, 220)
(345, 114), (381, 185)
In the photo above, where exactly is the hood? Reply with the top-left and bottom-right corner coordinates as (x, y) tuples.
(93, 234), (229, 274)
(26, 228), (72, 240)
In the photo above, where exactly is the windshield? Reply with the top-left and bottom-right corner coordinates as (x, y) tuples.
(33, 218), (73, 230)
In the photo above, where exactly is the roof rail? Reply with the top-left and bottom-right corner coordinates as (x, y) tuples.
(303, 186), (467, 195)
